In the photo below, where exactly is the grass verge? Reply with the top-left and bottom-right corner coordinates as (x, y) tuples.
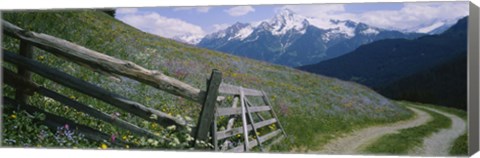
(449, 133), (468, 155)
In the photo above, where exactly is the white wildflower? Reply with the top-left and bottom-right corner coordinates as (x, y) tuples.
(147, 138), (154, 143)
(167, 125), (176, 131)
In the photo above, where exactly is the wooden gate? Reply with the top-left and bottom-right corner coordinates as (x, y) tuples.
(211, 84), (287, 152)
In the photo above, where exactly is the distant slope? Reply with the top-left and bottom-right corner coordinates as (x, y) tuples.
(379, 53), (466, 109)
(299, 17), (467, 109)
(2, 11), (412, 149)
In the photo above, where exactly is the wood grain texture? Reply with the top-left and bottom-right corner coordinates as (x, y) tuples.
(216, 106), (271, 116)
(195, 70), (222, 144)
(15, 40), (34, 106)
(218, 83), (263, 96)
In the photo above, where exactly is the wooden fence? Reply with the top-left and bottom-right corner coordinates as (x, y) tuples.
(1, 19), (285, 150)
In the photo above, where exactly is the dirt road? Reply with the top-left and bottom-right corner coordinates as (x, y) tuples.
(317, 107), (431, 154)
(315, 106), (467, 156)
(410, 107), (467, 156)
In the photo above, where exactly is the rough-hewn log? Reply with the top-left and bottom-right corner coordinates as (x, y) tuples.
(3, 50), (187, 128)
(194, 70), (222, 146)
(15, 40), (34, 107)
(3, 68), (165, 140)
(2, 20), (205, 104)
(218, 83), (263, 96)
(3, 97), (132, 147)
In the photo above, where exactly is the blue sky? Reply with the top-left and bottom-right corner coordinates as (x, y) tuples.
(115, 2), (468, 38)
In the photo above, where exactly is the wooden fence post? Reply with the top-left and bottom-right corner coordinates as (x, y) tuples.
(15, 40), (34, 109)
(211, 116), (218, 150)
(194, 69), (222, 148)
(240, 87), (249, 151)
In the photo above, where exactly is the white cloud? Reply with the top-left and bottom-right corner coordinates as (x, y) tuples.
(116, 8), (138, 14)
(197, 7), (210, 13)
(283, 2), (468, 31)
(356, 2), (469, 31)
(282, 4), (346, 17)
(173, 6), (211, 13)
(212, 23), (230, 32)
(224, 6), (255, 16)
(117, 12), (205, 38)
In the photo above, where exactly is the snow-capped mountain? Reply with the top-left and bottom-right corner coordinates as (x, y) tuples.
(196, 9), (424, 67)
(405, 19), (459, 35)
(262, 8), (309, 36)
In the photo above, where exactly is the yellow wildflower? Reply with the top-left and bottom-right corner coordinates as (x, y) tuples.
(10, 114), (16, 119)
(100, 143), (108, 149)
(37, 55), (45, 61)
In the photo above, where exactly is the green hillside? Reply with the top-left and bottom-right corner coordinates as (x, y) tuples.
(1, 10), (412, 150)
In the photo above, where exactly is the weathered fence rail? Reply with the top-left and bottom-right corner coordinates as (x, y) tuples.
(3, 68), (165, 141)
(3, 50), (186, 127)
(2, 19), (285, 151)
(2, 20), (206, 104)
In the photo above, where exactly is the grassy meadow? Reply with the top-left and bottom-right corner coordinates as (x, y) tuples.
(2, 10), (414, 150)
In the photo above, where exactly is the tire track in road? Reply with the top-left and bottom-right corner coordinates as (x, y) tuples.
(316, 107), (431, 154)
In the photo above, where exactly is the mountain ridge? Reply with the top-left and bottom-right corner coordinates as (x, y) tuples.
(299, 16), (468, 109)
(195, 8), (424, 67)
